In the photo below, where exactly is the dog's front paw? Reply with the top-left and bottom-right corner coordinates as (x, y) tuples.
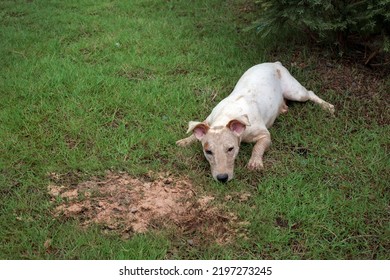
(176, 139), (188, 147)
(176, 135), (197, 147)
(247, 158), (264, 170)
(176, 137), (194, 147)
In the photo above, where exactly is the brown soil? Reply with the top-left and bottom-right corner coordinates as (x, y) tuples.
(48, 171), (242, 245)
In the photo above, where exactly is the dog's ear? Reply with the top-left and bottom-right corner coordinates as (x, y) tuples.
(187, 121), (210, 140)
(227, 114), (250, 136)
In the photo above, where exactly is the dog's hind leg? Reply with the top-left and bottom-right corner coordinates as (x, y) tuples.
(279, 68), (335, 114)
(286, 88), (335, 114)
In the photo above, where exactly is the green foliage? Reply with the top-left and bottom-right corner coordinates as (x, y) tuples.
(253, 0), (390, 51)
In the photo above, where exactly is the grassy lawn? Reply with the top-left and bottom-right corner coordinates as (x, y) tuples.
(1, 0), (389, 259)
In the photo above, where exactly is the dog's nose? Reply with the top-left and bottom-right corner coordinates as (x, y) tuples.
(216, 173), (229, 183)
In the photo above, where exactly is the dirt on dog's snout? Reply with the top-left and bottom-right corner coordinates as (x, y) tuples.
(48, 171), (247, 245)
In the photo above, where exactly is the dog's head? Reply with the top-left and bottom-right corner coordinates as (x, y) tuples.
(187, 115), (250, 182)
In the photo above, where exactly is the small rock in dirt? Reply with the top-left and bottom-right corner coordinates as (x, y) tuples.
(163, 177), (173, 185)
(198, 196), (214, 208)
(47, 185), (64, 197)
(239, 192), (251, 202)
(67, 204), (83, 214)
(84, 191), (92, 197)
(61, 189), (78, 199)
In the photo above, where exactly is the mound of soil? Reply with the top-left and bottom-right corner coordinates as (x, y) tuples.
(48, 171), (242, 244)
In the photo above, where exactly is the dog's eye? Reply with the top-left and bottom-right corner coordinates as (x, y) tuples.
(205, 150), (213, 155)
(227, 147), (234, 152)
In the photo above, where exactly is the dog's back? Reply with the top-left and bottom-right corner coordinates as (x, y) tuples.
(206, 62), (285, 133)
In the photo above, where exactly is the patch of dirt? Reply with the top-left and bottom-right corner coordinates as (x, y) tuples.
(48, 171), (244, 245)
(314, 60), (389, 126)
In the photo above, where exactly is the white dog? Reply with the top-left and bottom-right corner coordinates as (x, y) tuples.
(177, 62), (334, 182)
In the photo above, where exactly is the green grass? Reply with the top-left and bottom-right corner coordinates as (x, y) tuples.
(1, 0), (389, 259)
